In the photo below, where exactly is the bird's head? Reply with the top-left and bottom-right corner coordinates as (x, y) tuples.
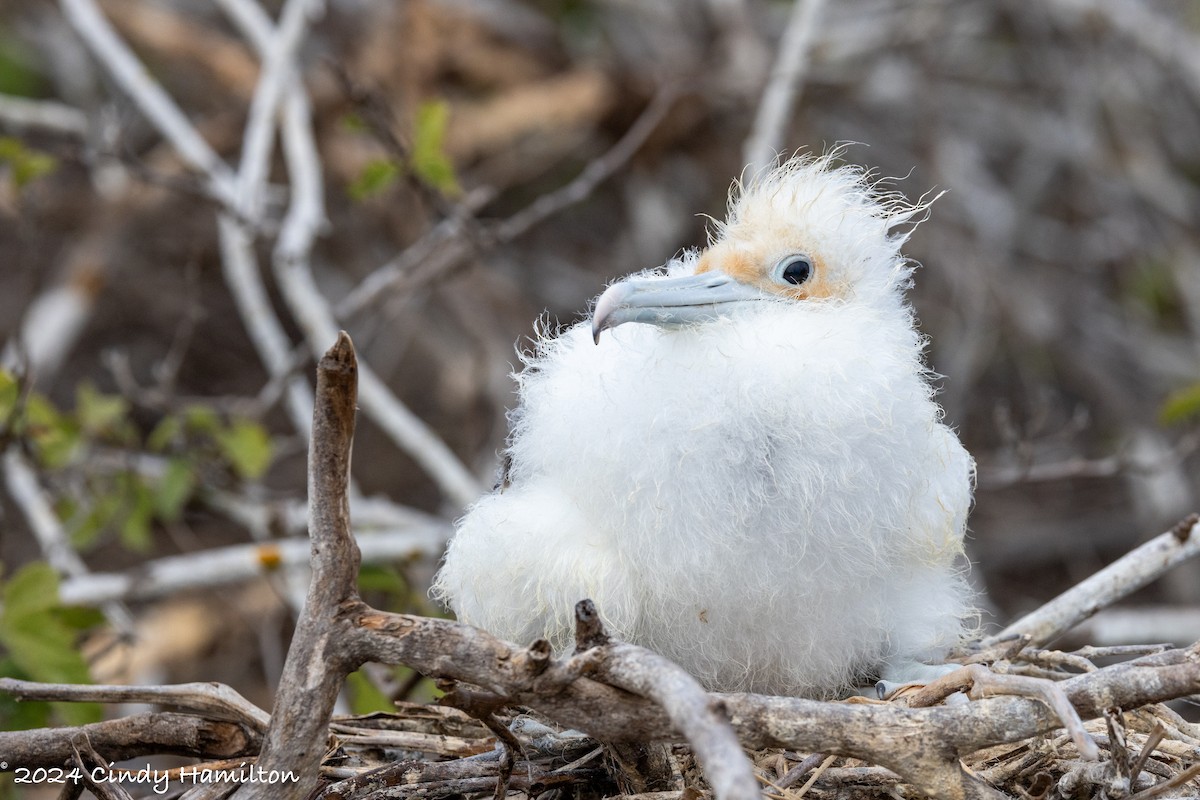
(592, 153), (936, 342)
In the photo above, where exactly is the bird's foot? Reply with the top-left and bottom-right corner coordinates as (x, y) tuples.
(884, 663), (1100, 760)
(875, 661), (963, 700)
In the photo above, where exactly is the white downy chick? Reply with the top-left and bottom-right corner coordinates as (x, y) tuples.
(434, 153), (975, 698)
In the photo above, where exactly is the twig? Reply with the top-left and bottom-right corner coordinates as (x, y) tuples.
(207, 0), (322, 440)
(57, 0), (238, 206)
(233, 0), (323, 222)
(1124, 761), (1200, 800)
(71, 736), (135, 800)
(251, 1), (483, 507)
(54, 527), (447, 607)
(742, 0), (827, 174)
(794, 754), (837, 798)
(776, 753), (828, 791)
(0, 678), (269, 731)
(272, 156), (483, 508)
(0, 712), (257, 770)
(572, 602), (759, 800)
(238, 332), (361, 800)
(990, 514), (1200, 647)
(900, 665), (1100, 760)
(0, 92), (88, 136)
(338, 83), (681, 319)
(1129, 723), (1166, 787)
(1, 264), (104, 379)
(493, 85), (681, 242)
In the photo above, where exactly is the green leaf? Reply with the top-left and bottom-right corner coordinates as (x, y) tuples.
(0, 38), (49, 97)
(1, 561), (59, 618)
(183, 404), (221, 435)
(215, 418), (274, 480)
(411, 101), (460, 196)
(0, 655), (52, 731)
(0, 136), (58, 188)
(147, 414), (184, 452)
(154, 457), (197, 520)
(67, 490), (121, 549)
(1160, 382), (1200, 426)
(345, 669), (395, 715)
(339, 111), (367, 133)
(0, 563), (100, 726)
(119, 476), (155, 552)
(25, 394), (81, 468)
(53, 605), (106, 631)
(358, 564), (409, 595)
(0, 368), (18, 422)
(76, 382), (129, 435)
(348, 158), (400, 201)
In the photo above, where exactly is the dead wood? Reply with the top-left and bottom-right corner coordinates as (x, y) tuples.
(0, 712), (259, 768)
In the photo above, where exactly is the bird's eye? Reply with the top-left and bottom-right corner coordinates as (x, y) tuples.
(775, 256), (813, 286)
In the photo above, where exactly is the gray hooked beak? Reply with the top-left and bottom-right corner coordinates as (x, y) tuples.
(591, 272), (767, 343)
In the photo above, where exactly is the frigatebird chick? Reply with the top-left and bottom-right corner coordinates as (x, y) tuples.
(434, 153), (975, 698)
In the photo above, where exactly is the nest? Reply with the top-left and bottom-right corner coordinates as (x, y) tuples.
(309, 637), (1200, 800)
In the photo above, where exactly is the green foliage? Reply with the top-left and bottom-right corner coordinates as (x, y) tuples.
(155, 457), (198, 520)
(214, 418), (274, 480)
(0, 36), (47, 97)
(411, 100), (460, 196)
(344, 666), (440, 713)
(76, 382), (131, 437)
(347, 99), (460, 200)
(357, 563), (410, 596)
(0, 369), (277, 554)
(0, 136), (59, 189)
(1160, 382), (1200, 426)
(348, 158), (401, 201)
(0, 369), (17, 419)
(345, 669), (396, 715)
(0, 563), (102, 729)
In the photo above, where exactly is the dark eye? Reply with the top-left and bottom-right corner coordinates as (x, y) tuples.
(780, 256), (812, 285)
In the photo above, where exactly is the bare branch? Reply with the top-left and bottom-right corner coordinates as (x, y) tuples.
(0, 712), (258, 769)
(234, 0), (323, 222)
(493, 85), (681, 242)
(992, 514), (1200, 647)
(577, 638), (760, 800)
(216, 215), (317, 438)
(0, 677), (270, 731)
(338, 83), (681, 319)
(55, 527), (446, 607)
(238, 332), (360, 800)
(0, 92), (88, 136)
(57, 0), (238, 206)
(742, 0), (827, 174)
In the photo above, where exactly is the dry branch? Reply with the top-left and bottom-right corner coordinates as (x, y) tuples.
(239, 331), (361, 800)
(743, 0), (827, 173)
(0, 677), (270, 731)
(0, 712), (259, 768)
(993, 514), (1200, 647)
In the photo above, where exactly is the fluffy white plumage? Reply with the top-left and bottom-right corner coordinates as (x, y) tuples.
(434, 154), (975, 698)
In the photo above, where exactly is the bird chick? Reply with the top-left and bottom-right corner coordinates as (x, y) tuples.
(434, 153), (975, 698)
